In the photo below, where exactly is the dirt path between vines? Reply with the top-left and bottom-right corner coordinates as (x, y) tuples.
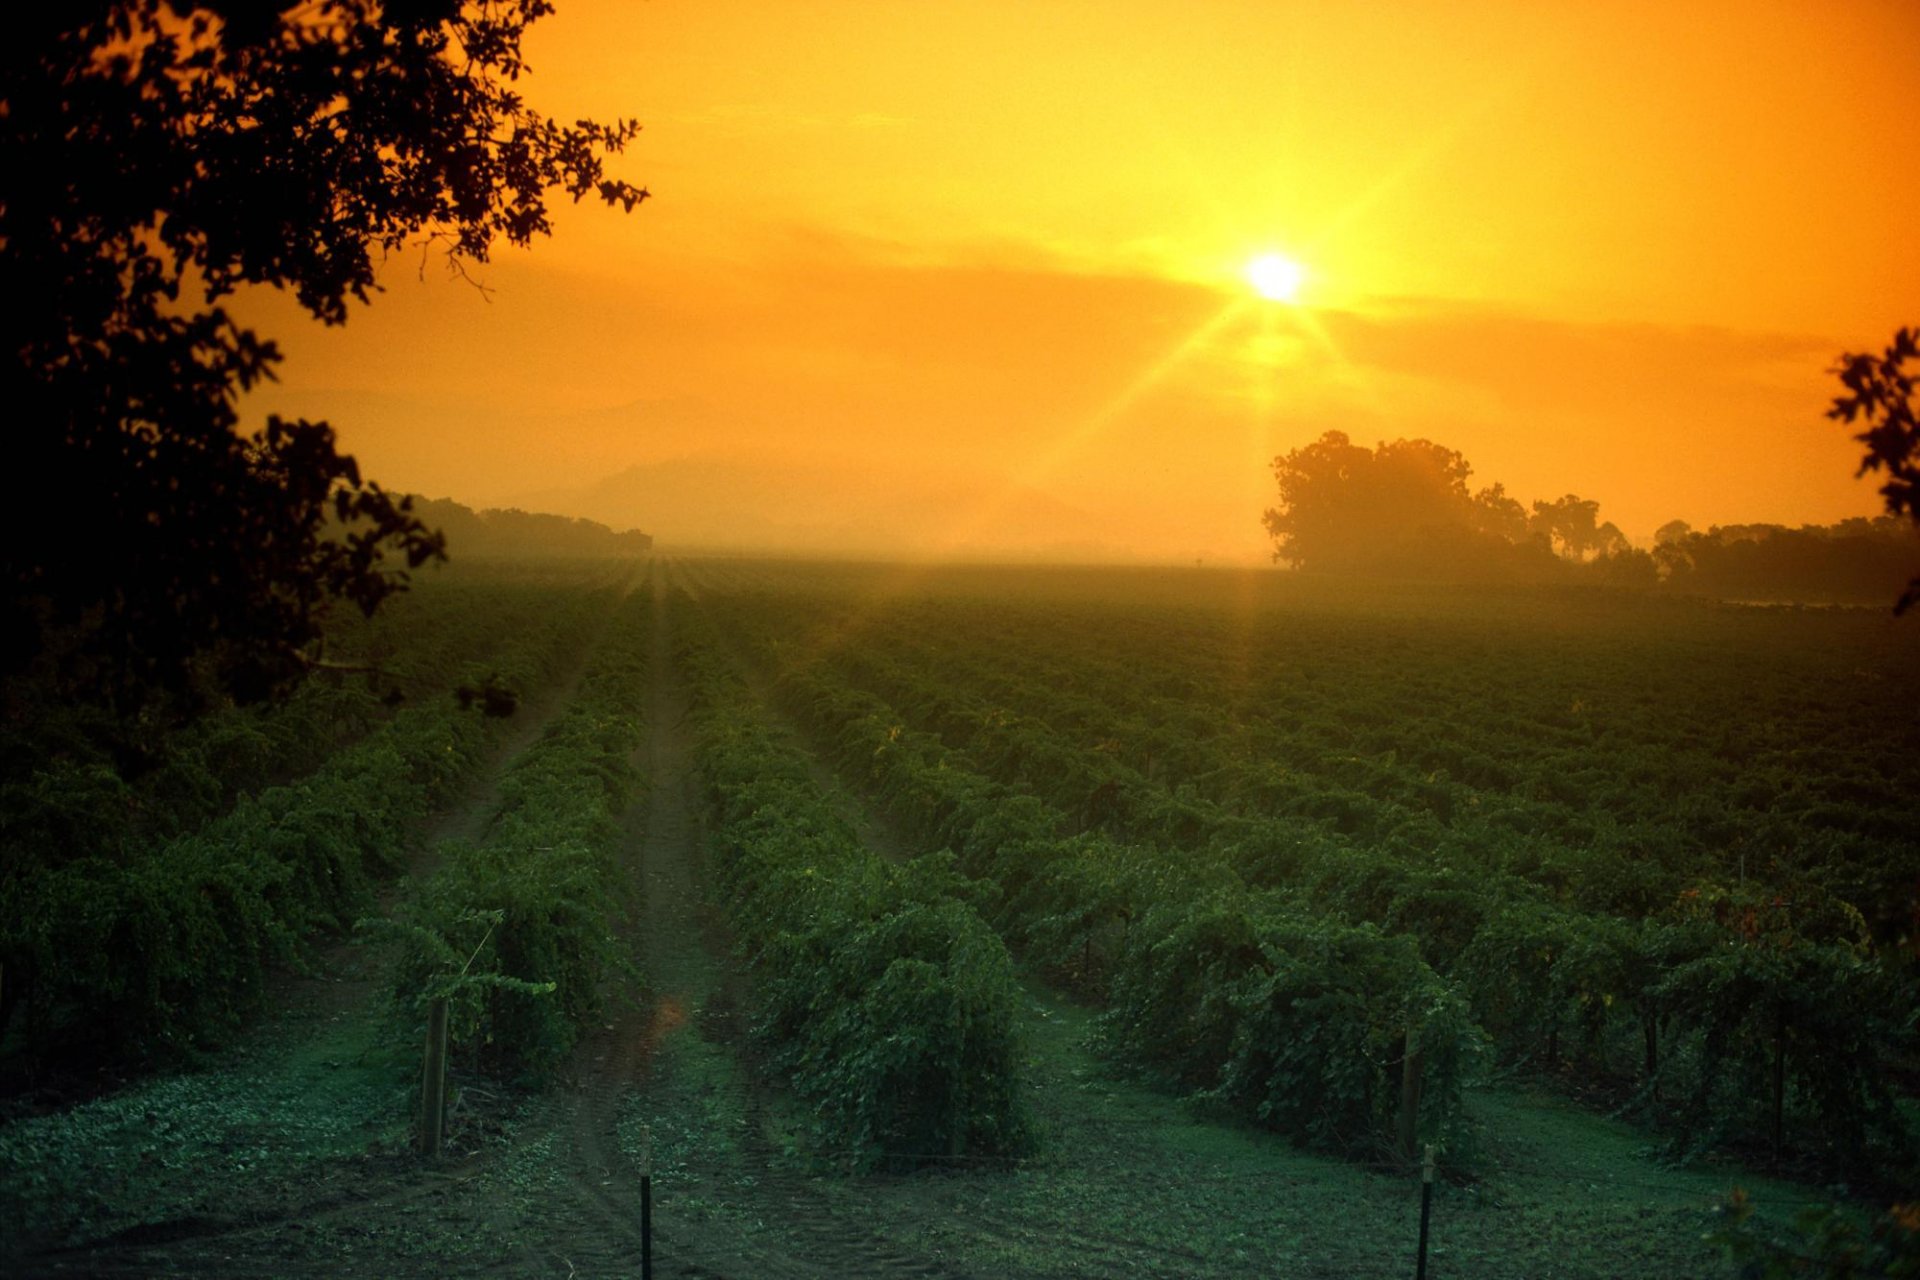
(12, 562), (1799, 1279)
(505, 560), (721, 1277)
(7, 593), (621, 1278)
(12, 564), (980, 1279)
(589, 562), (977, 1280)
(665, 563), (922, 867)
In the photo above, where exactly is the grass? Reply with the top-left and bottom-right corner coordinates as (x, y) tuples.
(610, 973), (1835, 1278)
(0, 894), (1851, 1278)
(0, 943), (415, 1254)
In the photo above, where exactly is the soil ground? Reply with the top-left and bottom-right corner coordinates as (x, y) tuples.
(0, 563), (1835, 1278)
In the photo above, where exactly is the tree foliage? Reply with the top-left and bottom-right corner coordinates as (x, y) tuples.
(1651, 516), (1920, 605)
(1262, 431), (1635, 580)
(1265, 432), (1487, 571)
(1829, 326), (1920, 614)
(1, 0), (647, 714)
(1529, 494), (1629, 561)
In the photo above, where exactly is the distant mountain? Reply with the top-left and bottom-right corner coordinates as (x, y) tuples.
(516, 453), (1120, 561)
(413, 496), (652, 559)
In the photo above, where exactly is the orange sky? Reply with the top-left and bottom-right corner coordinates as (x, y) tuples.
(241, 0), (1920, 563)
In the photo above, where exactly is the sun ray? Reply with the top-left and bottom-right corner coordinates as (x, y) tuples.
(745, 45), (1544, 663)
(1013, 298), (1251, 490)
(1309, 61), (1548, 263)
(755, 293), (1259, 667)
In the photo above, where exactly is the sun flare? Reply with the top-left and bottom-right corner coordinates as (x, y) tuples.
(1247, 253), (1306, 303)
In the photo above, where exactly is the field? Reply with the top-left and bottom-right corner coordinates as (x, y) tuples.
(3, 556), (1916, 1278)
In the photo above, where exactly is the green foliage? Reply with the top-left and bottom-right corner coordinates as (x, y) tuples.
(680, 609), (1029, 1162)
(3, 706), (488, 1061)
(378, 594), (650, 1079)
(0, 574), (607, 1068)
(722, 571), (1919, 1178)
(1829, 325), (1920, 613)
(3, 0), (647, 713)
(775, 655), (1483, 1159)
(1099, 890), (1486, 1157)
(1655, 936), (1911, 1170)
(1714, 1190), (1920, 1279)
(361, 905), (557, 1051)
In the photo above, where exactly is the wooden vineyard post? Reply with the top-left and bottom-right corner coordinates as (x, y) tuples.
(1415, 1144), (1435, 1280)
(1398, 1030), (1424, 1163)
(420, 995), (449, 1159)
(639, 1123), (654, 1280)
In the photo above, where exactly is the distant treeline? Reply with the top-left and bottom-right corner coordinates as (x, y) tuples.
(413, 496), (652, 560)
(1652, 517), (1920, 604)
(1265, 432), (1920, 605)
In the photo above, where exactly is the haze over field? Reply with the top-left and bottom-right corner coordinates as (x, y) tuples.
(239, 0), (1919, 563)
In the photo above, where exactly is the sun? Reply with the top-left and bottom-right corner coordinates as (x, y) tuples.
(1247, 253), (1306, 303)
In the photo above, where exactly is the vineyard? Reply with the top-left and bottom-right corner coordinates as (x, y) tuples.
(3, 556), (1916, 1277)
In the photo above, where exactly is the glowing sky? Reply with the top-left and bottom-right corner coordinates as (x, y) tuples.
(243, 0), (1920, 562)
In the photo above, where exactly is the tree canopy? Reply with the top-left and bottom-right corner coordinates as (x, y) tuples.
(1829, 326), (1920, 614)
(1262, 430), (1918, 603)
(1262, 431), (1625, 580)
(1650, 516), (1920, 606)
(1263, 432), (1485, 571)
(1, 1), (647, 716)
(410, 496), (654, 559)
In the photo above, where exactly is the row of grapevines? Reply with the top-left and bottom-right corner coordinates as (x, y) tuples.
(382, 586), (651, 1080)
(769, 659), (1482, 1163)
(3, 571), (610, 878)
(0, 579), (616, 1067)
(774, 619), (1913, 1174)
(860, 594), (1919, 940)
(676, 597), (1029, 1163)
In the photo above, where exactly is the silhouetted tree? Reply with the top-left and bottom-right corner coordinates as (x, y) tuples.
(1529, 494), (1606, 560)
(1653, 521), (1695, 580)
(1654, 517), (1919, 605)
(1263, 432), (1585, 581)
(1829, 326), (1920, 613)
(410, 497), (654, 558)
(1265, 431), (1374, 569)
(1468, 481), (1531, 543)
(1655, 519), (1693, 547)
(1593, 544), (1657, 588)
(1263, 434), (1672, 587)
(1, 1), (647, 716)
(1265, 432), (1478, 570)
